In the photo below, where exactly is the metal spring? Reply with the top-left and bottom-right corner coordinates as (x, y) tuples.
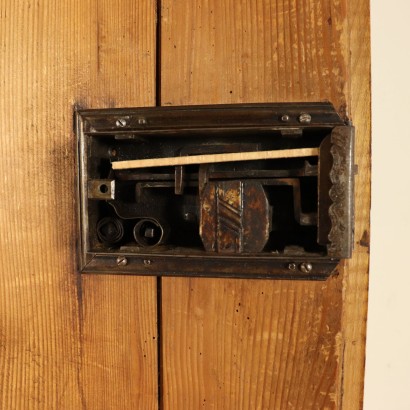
(96, 217), (124, 245)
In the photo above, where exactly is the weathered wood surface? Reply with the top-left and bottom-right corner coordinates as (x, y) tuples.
(160, 0), (370, 408)
(340, 0), (371, 408)
(0, 0), (370, 408)
(0, 1), (158, 408)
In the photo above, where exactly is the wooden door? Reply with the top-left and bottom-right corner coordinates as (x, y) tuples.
(0, 0), (370, 409)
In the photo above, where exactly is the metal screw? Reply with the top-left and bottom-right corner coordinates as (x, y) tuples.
(116, 118), (127, 127)
(116, 256), (128, 266)
(298, 113), (312, 124)
(300, 262), (313, 273)
(288, 263), (297, 271)
(138, 118), (147, 125)
(143, 259), (152, 266)
(281, 114), (290, 122)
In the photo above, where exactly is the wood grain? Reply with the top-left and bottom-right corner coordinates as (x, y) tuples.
(160, 0), (369, 408)
(112, 148), (319, 169)
(160, 0), (347, 111)
(339, 0), (371, 408)
(162, 277), (343, 409)
(0, 1), (158, 408)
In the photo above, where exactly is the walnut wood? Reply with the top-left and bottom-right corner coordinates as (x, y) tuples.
(0, 1), (158, 408)
(112, 148), (319, 170)
(160, 0), (370, 409)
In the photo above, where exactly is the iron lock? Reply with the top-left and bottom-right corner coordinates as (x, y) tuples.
(76, 102), (354, 279)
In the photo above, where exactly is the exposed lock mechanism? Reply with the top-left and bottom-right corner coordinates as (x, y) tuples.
(76, 103), (354, 279)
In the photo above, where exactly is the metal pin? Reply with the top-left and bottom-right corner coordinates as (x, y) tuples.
(281, 114), (290, 122)
(144, 259), (152, 266)
(288, 263), (297, 271)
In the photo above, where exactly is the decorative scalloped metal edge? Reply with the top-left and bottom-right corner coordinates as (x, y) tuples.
(327, 127), (354, 258)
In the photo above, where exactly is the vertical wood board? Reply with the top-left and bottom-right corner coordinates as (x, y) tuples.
(0, 1), (158, 408)
(160, 0), (370, 408)
(340, 0), (371, 407)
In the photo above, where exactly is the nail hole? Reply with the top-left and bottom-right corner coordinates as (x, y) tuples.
(99, 184), (108, 193)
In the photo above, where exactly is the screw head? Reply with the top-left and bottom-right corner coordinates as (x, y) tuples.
(116, 256), (128, 266)
(281, 114), (290, 122)
(116, 118), (127, 127)
(298, 113), (312, 124)
(288, 263), (297, 271)
(137, 118), (147, 125)
(143, 259), (152, 266)
(300, 262), (313, 273)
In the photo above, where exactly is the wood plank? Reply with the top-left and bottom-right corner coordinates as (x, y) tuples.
(339, 0), (371, 408)
(162, 277), (342, 409)
(80, 275), (158, 408)
(0, 1), (158, 408)
(160, 0), (369, 408)
(112, 148), (319, 169)
(160, 0), (347, 108)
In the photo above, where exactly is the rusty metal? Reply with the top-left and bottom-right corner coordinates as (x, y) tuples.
(318, 126), (355, 258)
(174, 166), (185, 195)
(97, 217), (124, 245)
(88, 179), (116, 200)
(76, 102), (355, 280)
(200, 180), (270, 253)
(133, 219), (169, 248)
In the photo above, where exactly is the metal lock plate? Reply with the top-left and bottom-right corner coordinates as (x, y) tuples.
(76, 103), (354, 279)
